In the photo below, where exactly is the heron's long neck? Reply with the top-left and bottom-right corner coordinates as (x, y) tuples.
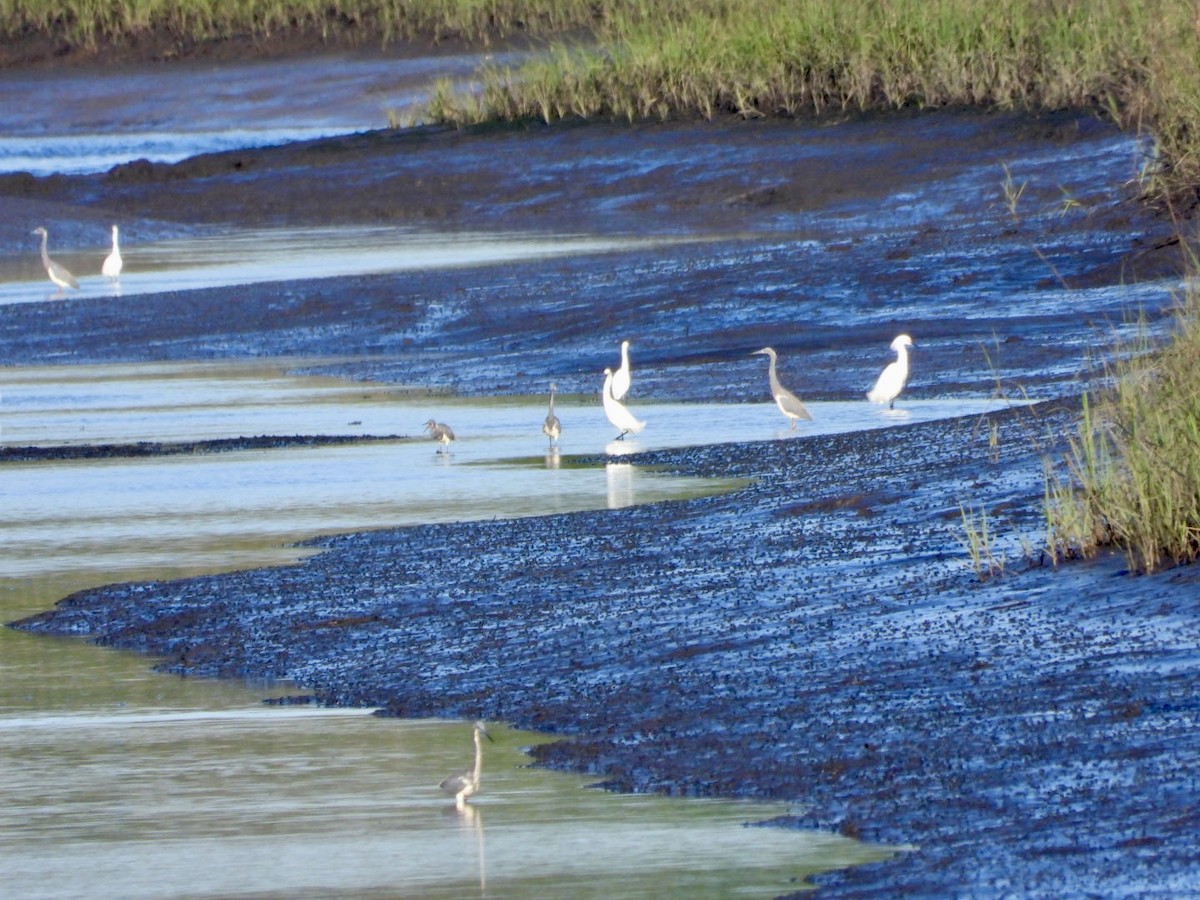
(39, 232), (49, 267)
(549, 390), (556, 415)
(895, 345), (909, 368)
(767, 355), (783, 395)
(472, 730), (484, 785)
(112, 228), (120, 252)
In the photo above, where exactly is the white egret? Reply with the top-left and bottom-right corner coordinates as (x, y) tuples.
(602, 367), (645, 439)
(610, 340), (632, 400)
(423, 418), (455, 451)
(752, 347), (813, 429)
(102, 224), (123, 283)
(32, 227), (79, 293)
(439, 720), (494, 809)
(542, 383), (561, 447)
(867, 334), (915, 409)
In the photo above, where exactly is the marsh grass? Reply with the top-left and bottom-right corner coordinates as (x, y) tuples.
(7, 2), (1199, 187)
(1046, 272), (1200, 573)
(960, 501), (1005, 580)
(420, 1), (1199, 188)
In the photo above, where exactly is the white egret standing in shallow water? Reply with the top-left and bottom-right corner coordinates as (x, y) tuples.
(867, 334), (915, 409)
(439, 721), (493, 809)
(752, 347), (813, 429)
(542, 383), (561, 447)
(602, 367), (645, 439)
(610, 340), (632, 401)
(102, 224), (123, 283)
(32, 227), (79, 294)
(423, 418), (455, 451)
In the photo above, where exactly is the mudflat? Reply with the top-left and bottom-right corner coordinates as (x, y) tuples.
(4, 46), (1198, 896)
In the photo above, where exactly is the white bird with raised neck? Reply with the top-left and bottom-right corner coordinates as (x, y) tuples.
(610, 340), (632, 401)
(102, 224), (123, 283)
(867, 334), (915, 409)
(602, 367), (645, 439)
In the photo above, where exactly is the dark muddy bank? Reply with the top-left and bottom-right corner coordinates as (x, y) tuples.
(18, 400), (1200, 895)
(4, 84), (1199, 895)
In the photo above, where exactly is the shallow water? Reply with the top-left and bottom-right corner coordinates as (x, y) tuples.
(0, 49), (529, 175)
(0, 357), (926, 897)
(0, 225), (673, 305)
(0, 710), (895, 899)
(0, 360), (1014, 579)
(0, 43), (1154, 897)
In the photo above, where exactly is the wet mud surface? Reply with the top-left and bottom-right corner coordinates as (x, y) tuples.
(5, 90), (1200, 895)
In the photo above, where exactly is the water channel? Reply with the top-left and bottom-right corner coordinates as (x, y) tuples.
(1, 356), (1005, 897)
(0, 43), (1088, 898)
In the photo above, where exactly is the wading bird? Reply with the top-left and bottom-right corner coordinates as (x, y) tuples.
(32, 227), (79, 294)
(752, 347), (813, 429)
(602, 367), (645, 439)
(423, 418), (455, 451)
(867, 334), (915, 409)
(102, 224), (123, 283)
(543, 383), (561, 447)
(610, 340), (632, 401)
(439, 720), (493, 809)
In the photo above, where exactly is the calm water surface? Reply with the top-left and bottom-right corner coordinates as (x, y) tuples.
(1, 360), (925, 898)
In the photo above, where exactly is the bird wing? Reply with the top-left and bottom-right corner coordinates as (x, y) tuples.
(439, 771), (471, 793)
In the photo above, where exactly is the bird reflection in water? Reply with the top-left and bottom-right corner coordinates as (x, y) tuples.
(605, 461), (635, 509)
(440, 721), (491, 895)
(448, 802), (487, 895)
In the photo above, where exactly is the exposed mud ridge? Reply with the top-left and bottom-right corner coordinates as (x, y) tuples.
(16, 399), (1200, 896)
(0, 433), (406, 463)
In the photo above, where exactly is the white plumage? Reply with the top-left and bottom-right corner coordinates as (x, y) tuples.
(867, 334), (915, 409)
(102, 224), (123, 282)
(602, 367), (645, 439)
(610, 340), (632, 401)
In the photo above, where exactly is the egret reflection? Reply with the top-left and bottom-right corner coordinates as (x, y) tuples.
(606, 462), (635, 509)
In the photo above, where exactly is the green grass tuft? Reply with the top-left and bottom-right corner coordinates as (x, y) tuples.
(1046, 262), (1200, 573)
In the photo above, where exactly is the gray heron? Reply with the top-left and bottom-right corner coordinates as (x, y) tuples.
(867, 334), (915, 409)
(32, 227), (79, 294)
(423, 418), (455, 451)
(542, 383), (561, 447)
(752, 347), (813, 429)
(610, 340), (632, 401)
(439, 720), (493, 809)
(602, 367), (645, 439)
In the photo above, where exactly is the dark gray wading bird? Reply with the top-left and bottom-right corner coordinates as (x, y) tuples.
(753, 347), (813, 429)
(439, 721), (494, 809)
(543, 383), (561, 447)
(32, 227), (80, 294)
(423, 418), (455, 451)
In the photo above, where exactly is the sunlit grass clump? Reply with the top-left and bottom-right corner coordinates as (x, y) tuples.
(1046, 272), (1200, 573)
(423, 0), (1200, 190)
